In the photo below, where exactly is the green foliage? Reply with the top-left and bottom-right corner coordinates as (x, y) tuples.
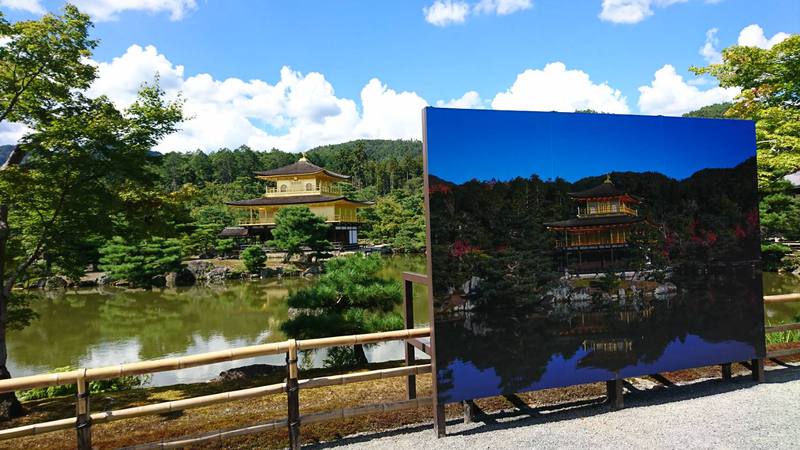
(17, 366), (149, 401)
(594, 270), (622, 293)
(215, 238), (236, 257)
(99, 236), (183, 287)
(241, 245), (267, 273)
(181, 205), (236, 257)
(692, 36), (800, 192)
(322, 346), (361, 368)
(363, 185), (426, 252)
(682, 103), (732, 119)
(760, 192), (800, 240)
(765, 328), (800, 345)
(761, 243), (793, 272)
(281, 255), (403, 352)
(267, 206), (331, 262)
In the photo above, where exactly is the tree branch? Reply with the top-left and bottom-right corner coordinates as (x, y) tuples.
(0, 64), (47, 125)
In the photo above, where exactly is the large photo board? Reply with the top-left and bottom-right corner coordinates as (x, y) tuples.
(423, 107), (766, 404)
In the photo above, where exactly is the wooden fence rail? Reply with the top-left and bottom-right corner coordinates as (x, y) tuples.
(763, 293), (800, 359)
(0, 328), (430, 450)
(0, 291), (798, 449)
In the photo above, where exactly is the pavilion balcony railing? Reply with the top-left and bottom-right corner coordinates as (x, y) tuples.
(238, 216), (276, 226)
(237, 213), (363, 226)
(557, 236), (628, 248)
(577, 204), (638, 217)
(265, 185), (343, 197)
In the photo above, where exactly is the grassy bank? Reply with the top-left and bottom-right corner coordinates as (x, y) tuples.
(1, 348), (798, 450)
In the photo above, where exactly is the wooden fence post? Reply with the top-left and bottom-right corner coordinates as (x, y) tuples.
(287, 340), (300, 450)
(606, 379), (623, 410)
(433, 401), (446, 438)
(75, 370), (91, 450)
(403, 279), (417, 400)
(721, 363), (732, 380)
(751, 358), (765, 383)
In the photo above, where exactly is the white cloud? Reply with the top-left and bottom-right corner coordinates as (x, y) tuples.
(737, 24), (791, 49)
(0, 122), (30, 144)
(0, 0), (45, 14)
(637, 64), (739, 116)
(86, 44), (428, 153)
(423, 0), (470, 26)
(474, 0), (532, 16)
(699, 28), (722, 64)
(491, 62), (630, 114)
(599, 0), (688, 24)
(355, 79), (429, 139)
(424, 0), (531, 26)
(71, 0), (197, 21)
(436, 91), (484, 109)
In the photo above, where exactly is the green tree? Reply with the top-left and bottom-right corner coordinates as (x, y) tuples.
(99, 237), (183, 287)
(760, 191), (800, 240)
(682, 102), (732, 119)
(692, 36), (800, 192)
(0, 7), (182, 417)
(267, 206), (331, 263)
(241, 245), (266, 273)
(182, 205), (235, 257)
(761, 243), (793, 272)
(364, 187), (426, 252)
(280, 254), (403, 365)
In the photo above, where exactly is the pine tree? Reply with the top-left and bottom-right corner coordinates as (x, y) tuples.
(99, 237), (183, 287)
(280, 254), (403, 365)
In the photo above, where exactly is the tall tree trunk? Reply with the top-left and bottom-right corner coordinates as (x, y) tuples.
(0, 204), (24, 420)
(0, 302), (23, 420)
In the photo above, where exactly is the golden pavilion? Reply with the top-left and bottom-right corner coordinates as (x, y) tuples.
(545, 176), (645, 272)
(221, 155), (370, 247)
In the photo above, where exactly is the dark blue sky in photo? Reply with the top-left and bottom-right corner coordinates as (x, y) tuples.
(425, 107), (756, 184)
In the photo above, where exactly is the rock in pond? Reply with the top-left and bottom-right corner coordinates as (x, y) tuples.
(205, 267), (230, 284)
(151, 274), (167, 288)
(166, 268), (196, 288)
(654, 282), (678, 300)
(186, 260), (216, 280)
(210, 364), (283, 383)
(43, 276), (69, 290)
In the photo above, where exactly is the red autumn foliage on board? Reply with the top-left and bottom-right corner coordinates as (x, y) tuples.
(451, 240), (480, 257)
(429, 183), (451, 194)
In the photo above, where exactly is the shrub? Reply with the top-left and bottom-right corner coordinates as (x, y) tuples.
(17, 366), (150, 401)
(241, 245), (267, 273)
(280, 254), (402, 365)
(99, 236), (183, 287)
(761, 243), (792, 272)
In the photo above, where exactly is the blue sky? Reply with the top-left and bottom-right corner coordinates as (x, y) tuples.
(0, 0), (796, 152)
(426, 108), (756, 183)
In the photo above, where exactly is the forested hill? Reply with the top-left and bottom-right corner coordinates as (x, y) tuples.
(157, 139), (422, 197)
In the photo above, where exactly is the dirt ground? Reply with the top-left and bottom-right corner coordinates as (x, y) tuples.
(0, 346), (798, 450)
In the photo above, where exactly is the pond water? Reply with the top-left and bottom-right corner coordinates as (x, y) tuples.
(763, 271), (800, 325)
(7, 258), (799, 388)
(436, 267), (766, 403)
(7, 255), (428, 387)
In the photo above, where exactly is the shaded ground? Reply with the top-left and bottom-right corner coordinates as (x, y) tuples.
(320, 362), (800, 450)
(0, 347), (798, 449)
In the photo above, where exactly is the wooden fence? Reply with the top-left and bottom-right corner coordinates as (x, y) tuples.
(0, 290), (797, 449)
(764, 292), (800, 359)
(0, 328), (431, 450)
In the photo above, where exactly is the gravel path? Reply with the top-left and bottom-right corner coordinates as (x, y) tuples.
(310, 364), (800, 450)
